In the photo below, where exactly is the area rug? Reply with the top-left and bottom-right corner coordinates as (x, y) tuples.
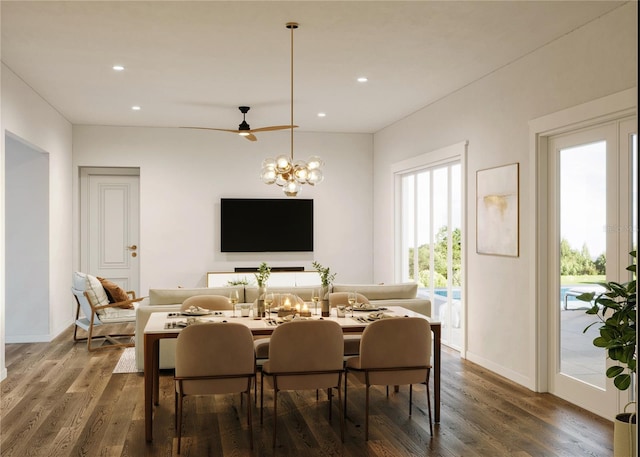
(113, 347), (141, 373)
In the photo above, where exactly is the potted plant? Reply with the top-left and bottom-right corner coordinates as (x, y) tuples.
(577, 250), (636, 457)
(254, 262), (271, 318)
(312, 261), (336, 316)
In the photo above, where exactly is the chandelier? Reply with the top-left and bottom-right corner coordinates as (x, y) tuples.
(260, 22), (324, 197)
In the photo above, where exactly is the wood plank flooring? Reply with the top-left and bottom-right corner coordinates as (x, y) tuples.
(1, 325), (613, 456)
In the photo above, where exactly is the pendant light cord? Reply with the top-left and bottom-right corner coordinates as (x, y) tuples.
(290, 23), (295, 162)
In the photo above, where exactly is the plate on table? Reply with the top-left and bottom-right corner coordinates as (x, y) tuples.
(352, 304), (382, 312)
(181, 308), (212, 316)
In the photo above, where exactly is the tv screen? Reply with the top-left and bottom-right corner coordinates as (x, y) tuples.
(221, 198), (314, 252)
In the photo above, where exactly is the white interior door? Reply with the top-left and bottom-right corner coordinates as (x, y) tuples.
(80, 167), (140, 294)
(547, 119), (637, 419)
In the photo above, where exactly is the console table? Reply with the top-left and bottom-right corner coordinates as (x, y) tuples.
(206, 270), (322, 287)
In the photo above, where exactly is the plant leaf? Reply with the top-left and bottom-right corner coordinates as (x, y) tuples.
(614, 374), (631, 390)
(606, 365), (624, 378)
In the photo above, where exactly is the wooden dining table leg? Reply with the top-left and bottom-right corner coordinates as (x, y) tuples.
(432, 324), (441, 423)
(144, 333), (161, 442)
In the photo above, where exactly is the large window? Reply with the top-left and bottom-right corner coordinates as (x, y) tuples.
(397, 158), (463, 349)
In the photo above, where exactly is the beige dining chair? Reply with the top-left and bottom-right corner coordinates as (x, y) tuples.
(260, 319), (345, 448)
(180, 294), (233, 311)
(174, 322), (255, 453)
(344, 317), (433, 440)
(329, 292), (370, 357)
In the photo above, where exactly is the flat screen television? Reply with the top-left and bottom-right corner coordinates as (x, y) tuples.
(220, 198), (314, 252)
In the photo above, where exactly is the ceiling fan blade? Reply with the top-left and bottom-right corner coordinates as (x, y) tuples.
(249, 125), (298, 133)
(180, 127), (241, 133)
(244, 134), (258, 142)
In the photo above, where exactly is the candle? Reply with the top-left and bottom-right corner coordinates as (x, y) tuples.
(302, 303), (309, 312)
(295, 303), (301, 312)
(283, 298), (291, 310)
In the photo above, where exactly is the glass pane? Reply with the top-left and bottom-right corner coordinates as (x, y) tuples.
(416, 171), (430, 287)
(401, 175), (415, 283)
(450, 164), (462, 348)
(432, 167), (448, 322)
(559, 141), (606, 389)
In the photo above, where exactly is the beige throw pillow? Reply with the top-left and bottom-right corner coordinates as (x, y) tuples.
(73, 272), (110, 311)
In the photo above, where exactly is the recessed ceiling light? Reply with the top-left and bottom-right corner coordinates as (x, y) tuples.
(131, 106), (141, 111)
(317, 112), (326, 118)
(357, 77), (368, 83)
(112, 65), (125, 71)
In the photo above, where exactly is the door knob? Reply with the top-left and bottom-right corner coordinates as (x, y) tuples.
(127, 245), (137, 250)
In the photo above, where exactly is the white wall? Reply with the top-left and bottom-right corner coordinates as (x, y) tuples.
(373, 3), (637, 389)
(72, 126), (373, 294)
(5, 135), (49, 341)
(1, 64), (74, 352)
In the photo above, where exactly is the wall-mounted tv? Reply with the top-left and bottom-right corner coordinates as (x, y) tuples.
(221, 198), (314, 252)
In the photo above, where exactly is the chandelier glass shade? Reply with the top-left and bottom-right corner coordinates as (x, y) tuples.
(261, 22), (324, 197)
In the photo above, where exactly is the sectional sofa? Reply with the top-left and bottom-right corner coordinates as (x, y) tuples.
(134, 282), (431, 370)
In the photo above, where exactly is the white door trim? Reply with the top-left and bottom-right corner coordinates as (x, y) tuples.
(79, 167), (140, 292)
(528, 88), (637, 395)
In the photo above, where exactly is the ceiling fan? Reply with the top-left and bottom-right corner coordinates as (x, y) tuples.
(182, 106), (297, 142)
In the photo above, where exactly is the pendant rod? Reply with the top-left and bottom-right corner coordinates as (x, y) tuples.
(287, 22), (298, 162)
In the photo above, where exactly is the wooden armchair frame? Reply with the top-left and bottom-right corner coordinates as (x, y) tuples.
(72, 287), (142, 352)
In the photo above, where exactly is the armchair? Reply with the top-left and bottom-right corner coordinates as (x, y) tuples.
(72, 272), (142, 351)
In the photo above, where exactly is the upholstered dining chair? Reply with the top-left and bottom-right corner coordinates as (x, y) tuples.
(260, 319), (345, 448)
(251, 294), (309, 404)
(180, 294), (233, 311)
(344, 317), (433, 440)
(174, 322), (255, 454)
(72, 271), (142, 352)
(329, 292), (370, 357)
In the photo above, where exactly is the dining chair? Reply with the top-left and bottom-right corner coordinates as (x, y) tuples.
(260, 319), (345, 447)
(71, 272), (142, 351)
(180, 294), (233, 311)
(329, 292), (370, 357)
(344, 317), (433, 440)
(252, 293), (305, 402)
(174, 322), (255, 453)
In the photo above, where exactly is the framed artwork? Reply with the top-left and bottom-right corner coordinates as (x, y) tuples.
(476, 163), (519, 257)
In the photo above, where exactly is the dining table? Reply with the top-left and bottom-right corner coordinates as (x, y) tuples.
(143, 306), (441, 442)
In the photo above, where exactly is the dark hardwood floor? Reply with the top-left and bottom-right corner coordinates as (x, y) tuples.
(1, 325), (613, 456)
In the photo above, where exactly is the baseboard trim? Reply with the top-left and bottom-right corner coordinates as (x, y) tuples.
(465, 350), (535, 391)
(6, 334), (52, 344)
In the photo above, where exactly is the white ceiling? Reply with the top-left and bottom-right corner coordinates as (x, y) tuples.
(1, 1), (625, 136)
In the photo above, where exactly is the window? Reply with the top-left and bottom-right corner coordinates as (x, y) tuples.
(393, 142), (466, 349)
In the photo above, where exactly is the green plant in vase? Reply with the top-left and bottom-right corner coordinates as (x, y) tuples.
(254, 262), (271, 288)
(312, 261), (336, 316)
(254, 262), (271, 318)
(576, 250), (636, 456)
(577, 251), (636, 391)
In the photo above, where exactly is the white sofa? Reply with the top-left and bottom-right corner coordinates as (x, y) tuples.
(135, 282), (430, 370)
(332, 283), (430, 316)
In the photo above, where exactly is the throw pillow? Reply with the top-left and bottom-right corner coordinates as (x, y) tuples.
(73, 271), (110, 313)
(97, 277), (133, 308)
